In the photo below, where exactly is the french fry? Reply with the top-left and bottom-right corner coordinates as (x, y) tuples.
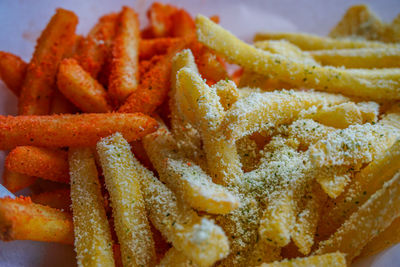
(108, 6), (140, 104)
(0, 52), (27, 95)
(314, 165), (353, 199)
(69, 147), (115, 267)
(5, 146), (69, 183)
(147, 2), (178, 37)
(212, 80), (239, 110)
(57, 58), (112, 113)
(143, 126), (239, 214)
(157, 247), (198, 267)
(383, 14), (400, 43)
(315, 171), (400, 261)
(329, 4), (385, 40)
(0, 113), (158, 149)
(139, 37), (180, 60)
(238, 70), (292, 91)
(309, 48), (400, 68)
(171, 9), (196, 37)
(19, 8), (78, 115)
(0, 196), (74, 244)
(247, 239), (282, 266)
(196, 15), (400, 101)
(318, 138), (400, 240)
(50, 90), (79, 114)
(76, 13), (117, 78)
(96, 133), (156, 266)
(220, 90), (348, 141)
(2, 168), (37, 193)
(259, 252), (346, 267)
(237, 135), (261, 172)
(31, 188), (71, 211)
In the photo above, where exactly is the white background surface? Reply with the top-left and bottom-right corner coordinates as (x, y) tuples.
(0, 0), (399, 266)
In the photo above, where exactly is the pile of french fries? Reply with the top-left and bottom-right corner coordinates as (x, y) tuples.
(0, 3), (400, 267)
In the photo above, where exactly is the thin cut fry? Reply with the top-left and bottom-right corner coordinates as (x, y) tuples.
(57, 58), (112, 113)
(31, 188), (71, 211)
(157, 247), (198, 267)
(0, 196), (73, 244)
(69, 148), (115, 267)
(259, 252), (346, 267)
(19, 8), (78, 115)
(6, 146), (69, 183)
(0, 113), (158, 149)
(2, 168), (37, 193)
(97, 133), (156, 267)
(0, 52), (27, 95)
(109, 6), (140, 104)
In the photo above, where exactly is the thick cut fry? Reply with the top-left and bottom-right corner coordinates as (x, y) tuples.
(5, 146), (69, 183)
(108, 7), (140, 104)
(0, 113), (158, 149)
(143, 127), (239, 214)
(318, 138), (400, 240)
(253, 32), (392, 50)
(309, 48), (400, 68)
(0, 52), (27, 95)
(97, 133), (155, 267)
(19, 9), (78, 115)
(0, 196), (73, 244)
(57, 58), (111, 113)
(221, 90), (348, 141)
(196, 16), (400, 101)
(259, 252), (346, 267)
(31, 188), (71, 211)
(2, 169), (37, 193)
(76, 13), (117, 78)
(329, 4), (385, 40)
(139, 38), (180, 60)
(119, 38), (190, 114)
(315, 171), (400, 261)
(50, 90), (79, 114)
(157, 247), (198, 267)
(69, 148), (115, 267)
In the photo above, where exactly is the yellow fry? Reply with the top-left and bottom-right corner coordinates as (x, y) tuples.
(69, 148), (115, 267)
(212, 79), (239, 110)
(259, 252), (346, 267)
(96, 133), (155, 267)
(315, 171), (400, 262)
(383, 14), (400, 43)
(238, 70), (293, 91)
(109, 6), (140, 104)
(157, 247), (198, 267)
(196, 15), (400, 101)
(314, 165), (353, 199)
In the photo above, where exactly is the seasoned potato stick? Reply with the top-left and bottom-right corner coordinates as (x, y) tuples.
(69, 148), (115, 267)
(254, 32), (392, 50)
(315, 171), (400, 261)
(157, 247), (198, 267)
(329, 4), (385, 40)
(196, 16), (400, 101)
(359, 216), (400, 258)
(139, 37), (180, 60)
(0, 52), (27, 95)
(2, 169), (37, 193)
(318, 138), (400, 240)
(31, 188), (71, 211)
(0, 113), (157, 149)
(108, 6), (140, 104)
(6, 146), (69, 183)
(259, 252), (346, 267)
(119, 38), (190, 114)
(147, 2), (178, 37)
(213, 80), (239, 110)
(19, 9), (78, 115)
(57, 58), (112, 113)
(50, 90), (79, 114)
(97, 133), (156, 267)
(309, 48), (400, 68)
(143, 127), (239, 214)
(221, 90), (348, 141)
(0, 196), (73, 244)
(77, 13), (117, 77)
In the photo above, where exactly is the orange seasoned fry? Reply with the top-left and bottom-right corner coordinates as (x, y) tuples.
(57, 58), (111, 113)
(0, 52), (27, 95)
(0, 196), (74, 244)
(139, 37), (180, 60)
(109, 6), (140, 104)
(147, 2), (178, 37)
(171, 9), (196, 37)
(31, 188), (71, 211)
(76, 13), (117, 78)
(18, 8), (78, 115)
(5, 146), (69, 183)
(2, 168), (37, 193)
(0, 113), (158, 149)
(119, 38), (190, 114)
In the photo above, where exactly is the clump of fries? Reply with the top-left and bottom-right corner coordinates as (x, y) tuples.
(0, 3), (400, 267)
